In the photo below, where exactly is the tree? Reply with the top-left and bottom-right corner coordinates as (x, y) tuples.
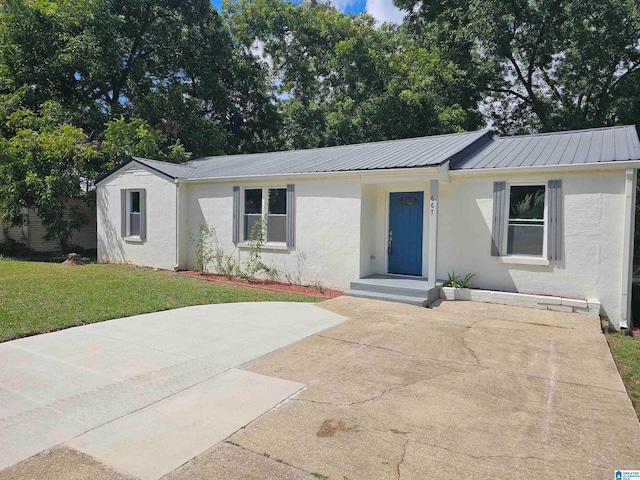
(100, 117), (190, 171)
(0, 0), (280, 156)
(225, 0), (484, 149)
(395, 0), (640, 134)
(0, 99), (97, 248)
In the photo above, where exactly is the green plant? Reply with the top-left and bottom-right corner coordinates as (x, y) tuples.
(189, 222), (239, 278)
(443, 272), (476, 289)
(188, 222), (216, 274)
(239, 216), (279, 283)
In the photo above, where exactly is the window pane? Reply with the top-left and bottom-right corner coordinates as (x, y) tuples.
(267, 215), (286, 242)
(130, 212), (141, 237)
(509, 186), (545, 220)
(507, 223), (544, 255)
(130, 191), (140, 213)
(268, 188), (286, 215)
(244, 189), (262, 214)
(244, 214), (262, 241)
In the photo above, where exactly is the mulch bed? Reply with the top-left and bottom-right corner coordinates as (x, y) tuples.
(178, 271), (343, 299)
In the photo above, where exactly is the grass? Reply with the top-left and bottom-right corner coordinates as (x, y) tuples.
(607, 332), (640, 419)
(0, 258), (322, 342)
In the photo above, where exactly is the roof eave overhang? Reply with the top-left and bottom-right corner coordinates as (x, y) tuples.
(449, 160), (640, 177)
(180, 165), (443, 184)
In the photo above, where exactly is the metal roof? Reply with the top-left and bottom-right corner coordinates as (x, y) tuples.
(117, 125), (640, 183)
(452, 125), (640, 170)
(132, 157), (195, 179)
(184, 130), (490, 179)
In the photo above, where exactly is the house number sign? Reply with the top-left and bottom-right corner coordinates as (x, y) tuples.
(430, 195), (436, 216)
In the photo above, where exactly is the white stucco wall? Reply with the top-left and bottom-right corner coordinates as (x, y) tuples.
(438, 170), (628, 327)
(97, 164), (178, 270)
(186, 178), (362, 289)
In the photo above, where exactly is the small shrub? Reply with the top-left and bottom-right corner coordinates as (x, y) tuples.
(189, 222), (238, 277)
(239, 217), (279, 283)
(443, 272), (476, 289)
(188, 223), (216, 273)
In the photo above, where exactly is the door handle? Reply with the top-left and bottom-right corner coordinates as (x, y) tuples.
(388, 232), (393, 255)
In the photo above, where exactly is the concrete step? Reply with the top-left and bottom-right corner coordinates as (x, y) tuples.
(344, 289), (429, 307)
(349, 280), (429, 298)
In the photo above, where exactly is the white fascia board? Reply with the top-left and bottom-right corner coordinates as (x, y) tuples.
(96, 160), (176, 187)
(449, 160), (640, 177)
(183, 166), (440, 185)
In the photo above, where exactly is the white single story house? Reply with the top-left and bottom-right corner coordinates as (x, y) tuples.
(96, 125), (640, 330)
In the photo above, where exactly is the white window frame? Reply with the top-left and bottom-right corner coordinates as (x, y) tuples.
(125, 189), (143, 240)
(240, 186), (288, 247)
(500, 182), (549, 265)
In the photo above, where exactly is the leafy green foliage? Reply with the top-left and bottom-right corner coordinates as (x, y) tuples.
(443, 272), (476, 289)
(397, 0), (640, 133)
(188, 221), (239, 278)
(239, 216), (279, 283)
(101, 117), (190, 170)
(226, 0), (483, 148)
(0, 99), (97, 247)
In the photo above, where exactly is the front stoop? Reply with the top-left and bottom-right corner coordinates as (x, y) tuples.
(344, 275), (442, 307)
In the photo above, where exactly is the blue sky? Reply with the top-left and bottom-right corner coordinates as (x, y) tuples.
(210, 0), (404, 24)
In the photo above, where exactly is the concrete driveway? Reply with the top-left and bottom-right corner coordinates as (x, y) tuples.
(0, 302), (347, 479)
(1, 297), (639, 479)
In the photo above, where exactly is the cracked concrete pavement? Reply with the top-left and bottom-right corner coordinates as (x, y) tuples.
(1, 296), (639, 479)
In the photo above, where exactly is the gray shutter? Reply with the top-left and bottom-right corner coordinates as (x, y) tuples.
(286, 184), (295, 247)
(120, 189), (127, 237)
(232, 186), (240, 244)
(491, 181), (506, 256)
(139, 189), (147, 240)
(547, 179), (562, 260)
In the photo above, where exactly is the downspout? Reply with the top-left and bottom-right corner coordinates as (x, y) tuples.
(175, 180), (180, 271)
(621, 168), (637, 329)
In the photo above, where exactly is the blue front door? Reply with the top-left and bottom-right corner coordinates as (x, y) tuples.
(388, 192), (424, 276)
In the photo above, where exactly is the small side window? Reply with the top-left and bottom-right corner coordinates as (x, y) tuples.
(121, 189), (145, 240)
(128, 191), (141, 237)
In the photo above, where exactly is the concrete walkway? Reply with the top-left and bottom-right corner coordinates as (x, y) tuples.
(0, 303), (347, 479)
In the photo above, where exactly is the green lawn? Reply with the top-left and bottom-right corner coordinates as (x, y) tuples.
(607, 333), (640, 419)
(0, 258), (321, 342)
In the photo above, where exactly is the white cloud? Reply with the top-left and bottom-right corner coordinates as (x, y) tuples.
(365, 0), (405, 24)
(330, 0), (360, 11)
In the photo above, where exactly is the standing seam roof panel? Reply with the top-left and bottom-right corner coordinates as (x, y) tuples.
(540, 133), (573, 166)
(461, 139), (506, 169)
(586, 130), (604, 163)
(502, 136), (539, 167)
(529, 134), (563, 167)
